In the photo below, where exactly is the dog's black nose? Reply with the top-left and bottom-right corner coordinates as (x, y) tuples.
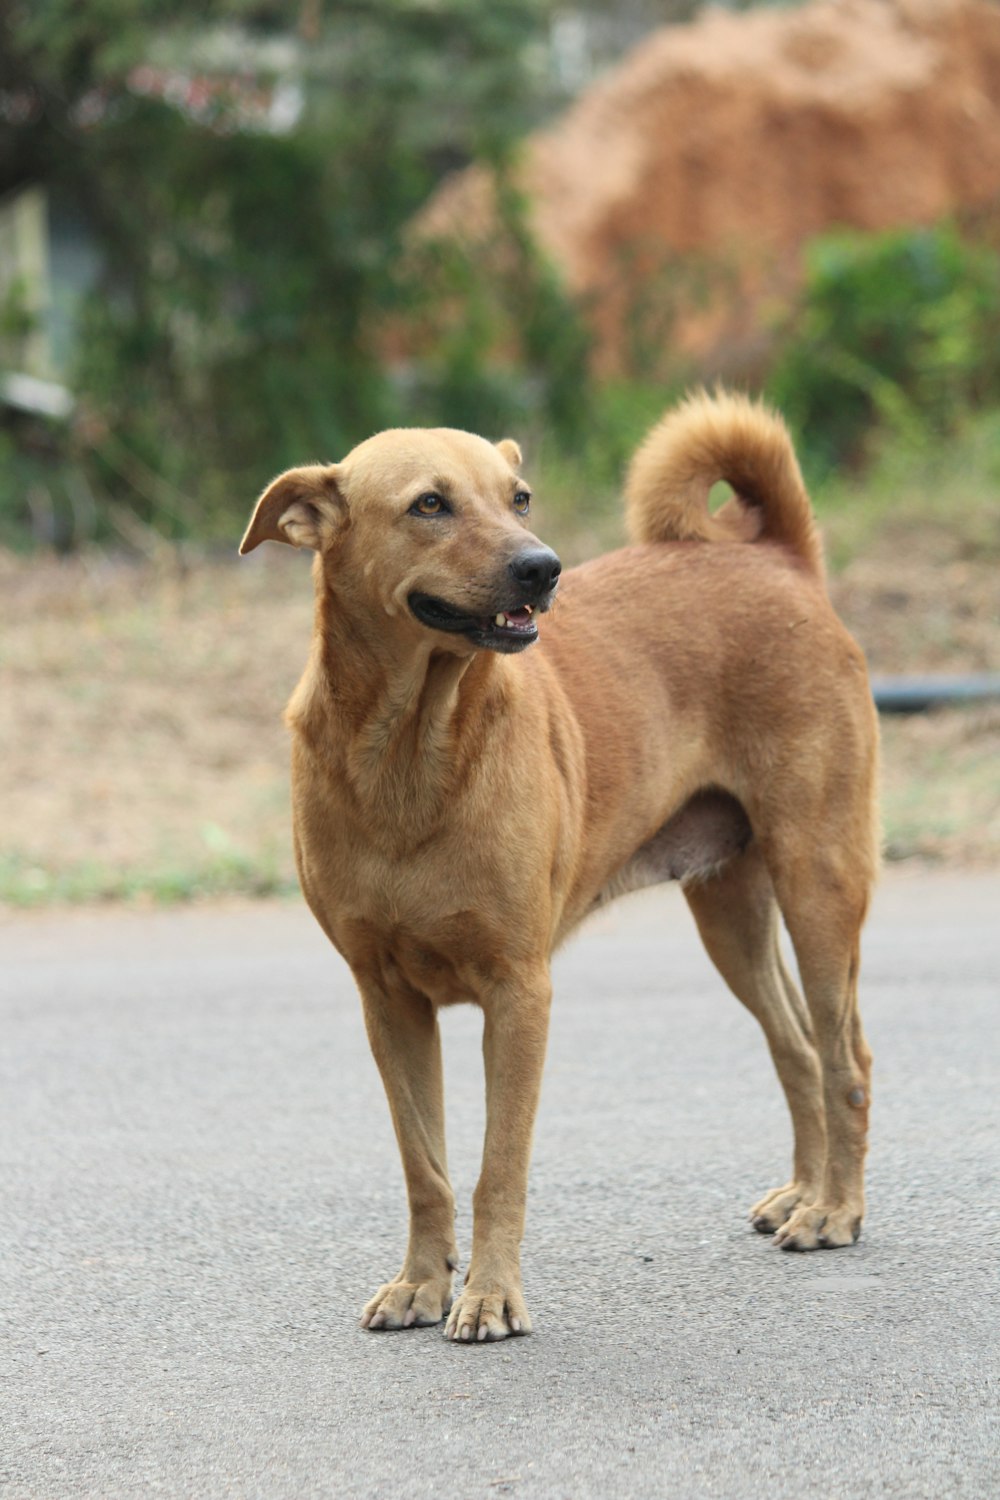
(509, 547), (562, 597)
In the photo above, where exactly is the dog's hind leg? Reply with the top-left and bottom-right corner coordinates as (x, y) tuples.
(683, 843), (828, 1234)
(358, 982), (458, 1330)
(760, 840), (874, 1250)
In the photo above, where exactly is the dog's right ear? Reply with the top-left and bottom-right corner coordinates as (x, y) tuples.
(239, 465), (346, 555)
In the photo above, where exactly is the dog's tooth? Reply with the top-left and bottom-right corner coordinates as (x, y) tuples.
(495, 614), (505, 627)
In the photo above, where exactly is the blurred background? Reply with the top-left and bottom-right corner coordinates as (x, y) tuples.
(1, 0), (998, 904)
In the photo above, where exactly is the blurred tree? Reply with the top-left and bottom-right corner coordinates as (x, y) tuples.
(0, 0), (580, 544)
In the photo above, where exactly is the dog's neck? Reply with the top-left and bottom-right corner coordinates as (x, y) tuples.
(290, 579), (509, 843)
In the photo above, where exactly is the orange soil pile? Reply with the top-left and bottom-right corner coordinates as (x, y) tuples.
(419, 0), (1000, 372)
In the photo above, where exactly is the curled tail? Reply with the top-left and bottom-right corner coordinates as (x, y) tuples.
(624, 390), (824, 581)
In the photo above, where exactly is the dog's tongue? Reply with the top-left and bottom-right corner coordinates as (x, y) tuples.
(505, 607), (533, 626)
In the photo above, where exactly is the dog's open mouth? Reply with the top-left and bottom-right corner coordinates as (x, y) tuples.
(409, 593), (541, 654)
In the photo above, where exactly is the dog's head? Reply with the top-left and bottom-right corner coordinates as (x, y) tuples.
(240, 428), (560, 655)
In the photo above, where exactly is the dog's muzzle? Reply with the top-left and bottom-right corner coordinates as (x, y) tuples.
(409, 547), (561, 655)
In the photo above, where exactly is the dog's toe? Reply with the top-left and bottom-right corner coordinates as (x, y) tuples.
(444, 1287), (531, 1344)
(361, 1278), (450, 1331)
(748, 1181), (814, 1233)
(773, 1203), (863, 1251)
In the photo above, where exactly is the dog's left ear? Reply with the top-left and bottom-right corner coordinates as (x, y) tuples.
(495, 438), (522, 470)
(239, 465), (346, 555)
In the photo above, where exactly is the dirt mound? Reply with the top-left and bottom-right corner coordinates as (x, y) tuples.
(419, 0), (1000, 372)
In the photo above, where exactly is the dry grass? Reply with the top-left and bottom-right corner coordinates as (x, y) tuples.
(1, 512), (998, 908)
(1, 546), (310, 904)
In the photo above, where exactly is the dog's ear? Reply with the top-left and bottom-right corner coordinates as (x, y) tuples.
(495, 438), (522, 470)
(239, 465), (346, 555)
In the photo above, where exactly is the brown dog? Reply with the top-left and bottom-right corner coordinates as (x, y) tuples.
(240, 390), (878, 1343)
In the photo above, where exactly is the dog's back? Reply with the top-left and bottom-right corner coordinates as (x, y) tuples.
(538, 390), (877, 937)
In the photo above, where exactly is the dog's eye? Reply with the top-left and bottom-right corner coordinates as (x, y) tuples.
(513, 490), (531, 515)
(410, 493), (449, 517)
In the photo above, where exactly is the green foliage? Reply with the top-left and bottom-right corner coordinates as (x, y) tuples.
(6, 5), (1000, 553)
(0, 275), (37, 344)
(767, 225), (1000, 479)
(1, 0), (583, 547)
(402, 167), (595, 446)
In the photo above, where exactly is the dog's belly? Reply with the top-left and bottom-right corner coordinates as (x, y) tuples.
(593, 789), (752, 908)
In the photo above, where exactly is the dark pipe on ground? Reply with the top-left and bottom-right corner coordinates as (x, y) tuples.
(871, 674), (1000, 715)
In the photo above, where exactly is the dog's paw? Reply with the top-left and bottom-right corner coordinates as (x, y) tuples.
(444, 1285), (532, 1343)
(773, 1202), (863, 1251)
(749, 1181), (815, 1234)
(360, 1277), (452, 1331)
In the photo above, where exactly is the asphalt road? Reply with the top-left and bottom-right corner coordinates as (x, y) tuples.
(2, 871), (998, 1499)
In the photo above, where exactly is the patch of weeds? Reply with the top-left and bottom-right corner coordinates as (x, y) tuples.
(879, 708), (1000, 863)
(814, 410), (1000, 570)
(882, 798), (963, 863)
(529, 378), (681, 562)
(0, 826), (297, 908)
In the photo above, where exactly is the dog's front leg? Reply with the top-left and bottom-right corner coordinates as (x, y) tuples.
(358, 981), (458, 1330)
(445, 971), (552, 1343)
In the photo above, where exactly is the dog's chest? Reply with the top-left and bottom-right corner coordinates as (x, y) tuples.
(296, 817), (540, 1003)
(332, 898), (528, 1008)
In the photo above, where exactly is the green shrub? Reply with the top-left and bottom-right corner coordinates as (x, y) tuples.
(767, 225), (1000, 478)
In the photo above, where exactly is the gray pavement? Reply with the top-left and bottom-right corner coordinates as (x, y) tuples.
(1, 871), (998, 1499)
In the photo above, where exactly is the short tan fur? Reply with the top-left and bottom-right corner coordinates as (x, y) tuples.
(241, 390), (878, 1342)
